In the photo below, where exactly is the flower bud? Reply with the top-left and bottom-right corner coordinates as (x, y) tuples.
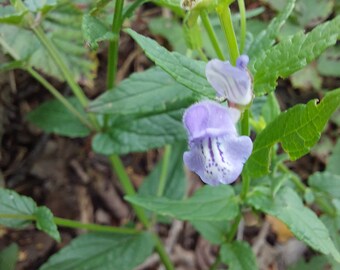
(206, 55), (253, 106)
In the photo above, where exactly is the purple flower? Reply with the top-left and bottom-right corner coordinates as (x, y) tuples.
(183, 101), (252, 185)
(206, 55), (252, 106)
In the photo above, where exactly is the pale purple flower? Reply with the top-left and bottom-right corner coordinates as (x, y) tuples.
(206, 55), (252, 106)
(183, 101), (253, 185)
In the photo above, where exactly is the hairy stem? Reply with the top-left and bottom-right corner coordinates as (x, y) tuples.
(32, 26), (89, 107)
(31, 26), (100, 130)
(200, 10), (225, 60)
(0, 214), (139, 234)
(28, 67), (94, 130)
(216, 3), (239, 65)
(107, 0), (125, 89)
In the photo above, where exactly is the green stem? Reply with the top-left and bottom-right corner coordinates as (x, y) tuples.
(109, 154), (150, 228)
(237, 0), (246, 53)
(278, 164), (336, 216)
(200, 10), (225, 60)
(216, 3), (240, 65)
(226, 213), (241, 242)
(53, 217), (138, 234)
(240, 172), (250, 200)
(109, 155), (175, 270)
(0, 214), (139, 234)
(278, 164), (305, 192)
(153, 234), (175, 270)
(32, 26), (89, 107)
(27, 67), (94, 130)
(240, 109), (250, 136)
(157, 145), (172, 197)
(107, 0), (124, 89)
(31, 25), (100, 131)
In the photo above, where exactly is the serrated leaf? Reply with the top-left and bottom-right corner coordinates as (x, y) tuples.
(317, 47), (340, 77)
(0, 188), (37, 228)
(126, 185), (239, 221)
(126, 28), (214, 98)
(248, 0), (295, 59)
(39, 232), (154, 270)
(138, 142), (187, 200)
(251, 16), (340, 96)
(35, 206), (60, 242)
(309, 172), (340, 199)
(92, 109), (186, 155)
(82, 14), (115, 50)
(0, 188), (60, 240)
(220, 241), (258, 270)
(0, 6), (27, 24)
(89, 67), (195, 115)
(27, 97), (90, 138)
(244, 88), (340, 178)
(247, 186), (340, 262)
(191, 220), (230, 244)
(0, 4), (97, 87)
(0, 243), (19, 270)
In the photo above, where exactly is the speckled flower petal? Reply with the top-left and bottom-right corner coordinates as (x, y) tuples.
(184, 135), (253, 185)
(206, 55), (252, 105)
(183, 100), (237, 142)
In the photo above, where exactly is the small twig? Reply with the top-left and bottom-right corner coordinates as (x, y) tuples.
(166, 220), (183, 252)
(252, 220), (270, 256)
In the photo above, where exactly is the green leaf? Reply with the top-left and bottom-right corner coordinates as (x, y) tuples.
(126, 28), (214, 98)
(39, 232), (154, 270)
(317, 47), (340, 77)
(0, 6), (27, 24)
(138, 142), (187, 200)
(126, 185), (239, 221)
(261, 92), (281, 124)
(27, 97), (90, 138)
(309, 172), (340, 199)
(24, 0), (57, 13)
(0, 243), (19, 270)
(327, 139), (340, 175)
(248, 0), (295, 59)
(149, 17), (187, 54)
(191, 220), (229, 244)
(0, 4), (97, 87)
(0, 188), (37, 228)
(82, 14), (115, 50)
(92, 109), (186, 155)
(89, 67), (195, 115)
(288, 255), (329, 270)
(295, 0), (334, 28)
(35, 206), (60, 242)
(220, 241), (258, 270)
(251, 16), (340, 96)
(247, 186), (340, 262)
(244, 88), (340, 178)
(0, 188), (60, 240)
